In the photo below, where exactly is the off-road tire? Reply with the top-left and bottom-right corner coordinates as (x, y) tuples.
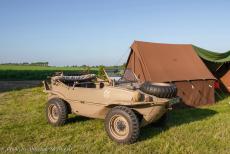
(105, 106), (140, 144)
(152, 113), (168, 127)
(56, 74), (96, 82)
(140, 82), (177, 98)
(46, 98), (68, 126)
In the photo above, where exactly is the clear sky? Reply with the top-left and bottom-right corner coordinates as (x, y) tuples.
(0, 0), (230, 66)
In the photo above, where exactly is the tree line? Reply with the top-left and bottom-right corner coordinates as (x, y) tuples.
(0, 62), (49, 66)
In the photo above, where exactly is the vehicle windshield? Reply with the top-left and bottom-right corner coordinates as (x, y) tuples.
(104, 68), (123, 81)
(104, 68), (138, 83)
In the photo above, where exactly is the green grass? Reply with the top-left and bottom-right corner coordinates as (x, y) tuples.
(0, 65), (98, 80)
(0, 87), (230, 153)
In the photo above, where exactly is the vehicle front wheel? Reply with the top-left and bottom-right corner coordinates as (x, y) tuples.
(105, 106), (140, 144)
(46, 98), (68, 126)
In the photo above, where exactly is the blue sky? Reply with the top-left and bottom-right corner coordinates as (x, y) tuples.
(0, 0), (230, 66)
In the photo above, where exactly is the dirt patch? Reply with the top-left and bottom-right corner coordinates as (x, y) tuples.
(0, 81), (42, 92)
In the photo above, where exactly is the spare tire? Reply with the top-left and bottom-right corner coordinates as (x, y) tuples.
(140, 82), (177, 98)
(54, 74), (96, 82)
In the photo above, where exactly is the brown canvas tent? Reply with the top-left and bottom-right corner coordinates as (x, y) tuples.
(220, 69), (230, 92)
(125, 41), (216, 107)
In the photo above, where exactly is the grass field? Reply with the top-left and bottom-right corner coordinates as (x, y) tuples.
(0, 87), (230, 153)
(0, 65), (98, 80)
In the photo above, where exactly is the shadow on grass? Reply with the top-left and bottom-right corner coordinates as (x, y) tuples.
(64, 107), (217, 143)
(139, 108), (217, 141)
(66, 115), (93, 125)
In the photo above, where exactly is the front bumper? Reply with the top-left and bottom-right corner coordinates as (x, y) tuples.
(137, 97), (180, 127)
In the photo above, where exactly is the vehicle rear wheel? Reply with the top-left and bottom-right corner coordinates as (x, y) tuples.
(46, 98), (68, 126)
(105, 106), (140, 144)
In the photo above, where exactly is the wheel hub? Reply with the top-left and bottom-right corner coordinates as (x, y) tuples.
(48, 104), (59, 122)
(116, 120), (126, 131)
(109, 115), (129, 140)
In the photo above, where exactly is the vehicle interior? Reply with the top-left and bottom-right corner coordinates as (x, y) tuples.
(51, 68), (139, 90)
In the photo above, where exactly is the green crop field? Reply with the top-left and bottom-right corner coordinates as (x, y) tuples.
(0, 65), (98, 80)
(0, 86), (230, 153)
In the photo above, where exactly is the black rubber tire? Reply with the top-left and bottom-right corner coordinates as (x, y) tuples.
(46, 98), (68, 126)
(105, 106), (140, 144)
(140, 82), (177, 98)
(151, 113), (168, 127)
(58, 74), (96, 82)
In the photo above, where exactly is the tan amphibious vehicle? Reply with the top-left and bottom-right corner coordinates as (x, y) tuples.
(43, 69), (179, 144)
